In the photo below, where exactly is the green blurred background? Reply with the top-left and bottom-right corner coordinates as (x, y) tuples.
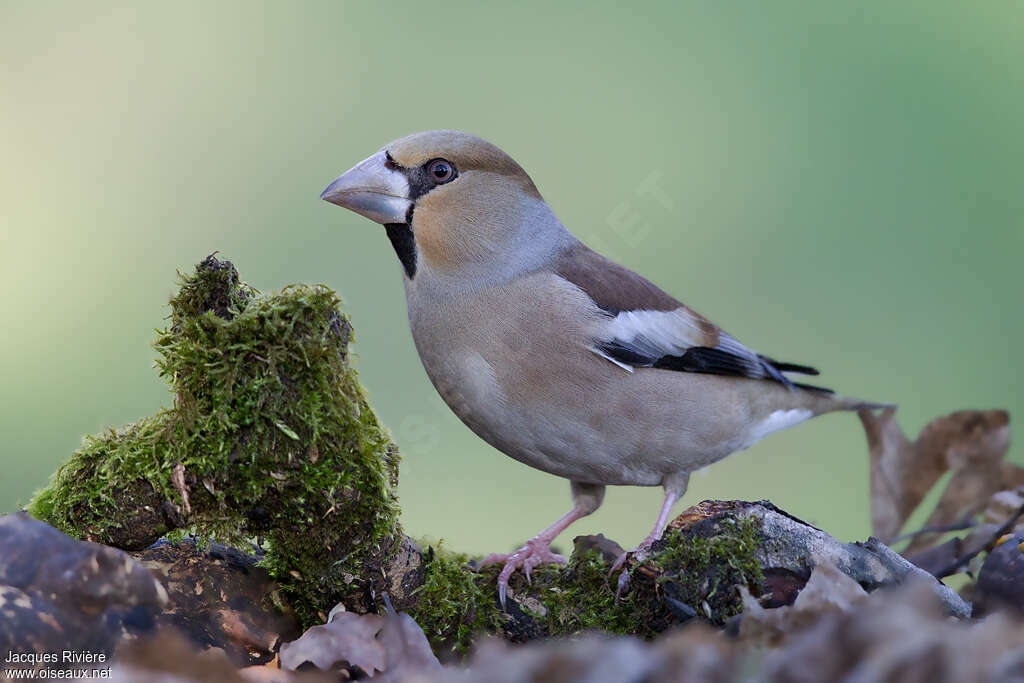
(2, 1), (1021, 555)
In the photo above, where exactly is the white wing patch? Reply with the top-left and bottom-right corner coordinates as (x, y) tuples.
(742, 408), (814, 449)
(593, 307), (765, 377)
(602, 308), (710, 358)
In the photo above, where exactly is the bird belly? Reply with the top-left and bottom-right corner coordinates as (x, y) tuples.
(410, 334), (632, 484)
(404, 276), (811, 489)
(414, 344), (724, 487)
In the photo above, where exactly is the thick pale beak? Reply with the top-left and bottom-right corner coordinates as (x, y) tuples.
(320, 150), (411, 224)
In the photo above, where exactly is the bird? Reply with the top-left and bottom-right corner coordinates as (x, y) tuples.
(320, 130), (888, 607)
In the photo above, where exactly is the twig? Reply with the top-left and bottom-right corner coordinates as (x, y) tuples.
(932, 502), (1024, 579)
(893, 518), (977, 545)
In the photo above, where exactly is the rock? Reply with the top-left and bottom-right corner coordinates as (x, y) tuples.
(0, 512), (167, 669)
(658, 500), (971, 619)
(409, 499), (969, 657)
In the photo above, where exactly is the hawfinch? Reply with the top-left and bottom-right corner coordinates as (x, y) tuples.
(321, 130), (886, 605)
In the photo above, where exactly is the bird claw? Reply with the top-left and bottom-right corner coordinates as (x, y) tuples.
(478, 539), (567, 610)
(615, 567), (631, 600)
(610, 551), (632, 601)
(609, 550), (629, 576)
(610, 536), (659, 601)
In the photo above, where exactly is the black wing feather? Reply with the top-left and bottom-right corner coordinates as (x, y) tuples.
(757, 354), (820, 376)
(597, 342), (833, 393)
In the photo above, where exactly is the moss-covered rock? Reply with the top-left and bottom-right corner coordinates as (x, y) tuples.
(409, 545), (507, 658)
(29, 255), (403, 625)
(409, 514), (765, 656)
(651, 515), (764, 625)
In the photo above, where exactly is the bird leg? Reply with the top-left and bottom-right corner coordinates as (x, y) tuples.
(612, 473), (689, 597)
(479, 481), (604, 609)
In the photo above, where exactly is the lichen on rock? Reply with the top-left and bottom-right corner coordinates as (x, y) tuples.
(29, 254), (404, 625)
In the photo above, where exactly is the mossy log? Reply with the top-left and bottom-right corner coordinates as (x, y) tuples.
(410, 500), (969, 657)
(29, 255), (411, 624)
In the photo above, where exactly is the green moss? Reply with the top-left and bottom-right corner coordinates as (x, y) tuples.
(30, 413), (180, 546)
(409, 544), (505, 656)
(408, 516), (763, 655)
(651, 515), (764, 625)
(526, 517), (763, 636)
(533, 549), (648, 637)
(29, 255), (402, 626)
(407, 547), (642, 655)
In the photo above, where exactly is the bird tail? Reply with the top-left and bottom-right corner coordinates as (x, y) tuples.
(824, 394), (897, 413)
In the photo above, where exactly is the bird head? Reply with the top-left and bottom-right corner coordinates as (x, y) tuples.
(321, 130), (568, 285)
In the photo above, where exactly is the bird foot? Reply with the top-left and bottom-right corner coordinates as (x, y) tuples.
(610, 535), (660, 600)
(478, 538), (567, 609)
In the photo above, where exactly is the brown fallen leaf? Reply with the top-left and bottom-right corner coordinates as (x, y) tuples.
(758, 579), (1024, 683)
(738, 562), (868, 647)
(908, 463), (1024, 554)
(459, 634), (658, 683)
(859, 407), (1013, 544)
(280, 610), (386, 674)
(279, 606), (440, 679)
(374, 612), (443, 682)
(984, 487), (1024, 526)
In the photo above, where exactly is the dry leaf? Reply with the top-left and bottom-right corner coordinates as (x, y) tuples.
(280, 610), (386, 674)
(859, 408), (1012, 543)
(739, 562), (868, 647)
(458, 635), (658, 683)
(279, 607), (440, 679)
(984, 487), (1024, 526)
(374, 612), (443, 682)
(758, 580), (1024, 683)
(910, 463), (1024, 553)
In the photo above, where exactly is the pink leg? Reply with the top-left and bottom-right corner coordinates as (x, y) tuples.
(479, 481), (604, 609)
(613, 473), (689, 596)
(478, 506), (584, 605)
(610, 490), (679, 574)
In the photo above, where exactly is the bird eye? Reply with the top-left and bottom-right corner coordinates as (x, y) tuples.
(426, 158), (456, 184)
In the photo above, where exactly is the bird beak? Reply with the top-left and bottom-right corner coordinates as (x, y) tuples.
(320, 150), (412, 224)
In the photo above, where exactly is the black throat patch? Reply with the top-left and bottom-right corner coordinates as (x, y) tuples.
(384, 223), (417, 279)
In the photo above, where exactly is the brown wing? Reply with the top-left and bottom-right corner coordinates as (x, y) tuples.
(552, 241), (827, 390)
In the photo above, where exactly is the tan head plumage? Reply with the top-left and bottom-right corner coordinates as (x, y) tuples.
(383, 131), (548, 274)
(385, 130), (540, 197)
(321, 130), (568, 284)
